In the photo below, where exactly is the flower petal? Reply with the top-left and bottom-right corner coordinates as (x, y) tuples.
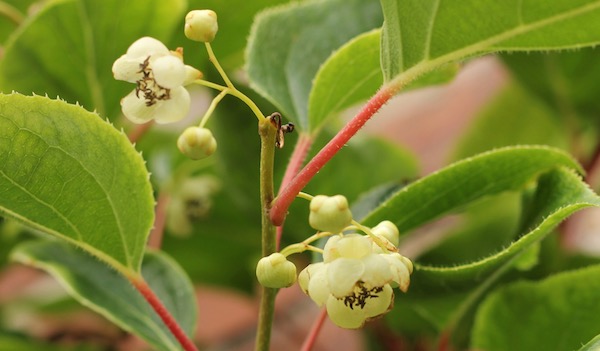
(327, 257), (364, 298)
(307, 265), (330, 306)
(120, 90), (156, 124)
(384, 253), (412, 292)
(326, 295), (367, 329)
(152, 87), (191, 124)
(336, 234), (372, 259)
(112, 55), (143, 83)
(363, 284), (394, 319)
(361, 254), (393, 289)
(152, 55), (186, 89)
(126, 36), (169, 58)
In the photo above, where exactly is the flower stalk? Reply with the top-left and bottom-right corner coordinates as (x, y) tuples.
(255, 115), (279, 351)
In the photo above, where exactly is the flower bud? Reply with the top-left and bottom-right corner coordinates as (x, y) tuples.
(309, 195), (353, 233)
(256, 253), (297, 288)
(177, 127), (217, 160)
(185, 10), (218, 42)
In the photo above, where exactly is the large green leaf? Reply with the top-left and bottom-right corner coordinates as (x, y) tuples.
(11, 240), (196, 351)
(385, 167), (600, 348)
(380, 0), (600, 85)
(246, 0), (383, 131)
(362, 146), (580, 234)
(362, 146), (600, 291)
(0, 94), (154, 273)
(0, 0), (186, 118)
(308, 29), (457, 133)
(472, 265), (600, 351)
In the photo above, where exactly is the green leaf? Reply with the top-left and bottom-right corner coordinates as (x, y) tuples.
(0, 94), (154, 272)
(579, 335), (600, 351)
(308, 29), (457, 133)
(362, 146), (580, 234)
(0, 0), (186, 118)
(415, 167), (600, 291)
(361, 146), (600, 291)
(380, 0), (600, 85)
(246, 0), (383, 131)
(385, 167), (600, 348)
(472, 265), (600, 351)
(11, 239), (196, 351)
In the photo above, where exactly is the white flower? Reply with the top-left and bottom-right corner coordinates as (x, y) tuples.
(298, 233), (413, 329)
(112, 37), (201, 124)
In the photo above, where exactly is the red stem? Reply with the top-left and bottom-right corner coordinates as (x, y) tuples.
(270, 85), (399, 226)
(276, 133), (314, 250)
(131, 277), (198, 351)
(300, 308), (328, 351)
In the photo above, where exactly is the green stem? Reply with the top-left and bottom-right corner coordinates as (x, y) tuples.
(255, 116), (279, 351)
(205, 42), (234, 88)
(198, 89), (227, 128)
(194, 79), (266, 122)
(0, 1), (23, 26)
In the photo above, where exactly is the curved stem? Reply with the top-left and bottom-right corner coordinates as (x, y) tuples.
(300, 308), (328, 351)
(130, 276), (198, 351)
(0, 1), (23, 26)
(194, 79), (266, 122)
(255, 116), (279, 351)
(198, 89), (227, 128)
(205, 42), (234, 88)
(276, 134), (314, 250)
(270, 84), (401, 226)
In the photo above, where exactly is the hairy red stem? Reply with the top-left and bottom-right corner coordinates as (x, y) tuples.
(131, 277), (198, 351)
(276, 133), (314, 250)
(300, 308), (328, 351)
(270, 85), (399, 226)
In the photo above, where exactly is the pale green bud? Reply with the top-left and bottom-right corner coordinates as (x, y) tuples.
(177, 127), (217, 160)
(185, 10), (218, 42)
(371, 221), (400, 247)
(256, 253), (297, 288)
(309, 195), (353, 233)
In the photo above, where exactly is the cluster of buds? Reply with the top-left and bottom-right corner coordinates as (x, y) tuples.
(256, 194), (413, 329)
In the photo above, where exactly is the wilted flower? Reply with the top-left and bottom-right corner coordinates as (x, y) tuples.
(112, 37), (201, 124)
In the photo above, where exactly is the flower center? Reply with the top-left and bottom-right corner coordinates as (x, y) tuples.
(340, 281), (384, 310)
(135, 56), (171, 106)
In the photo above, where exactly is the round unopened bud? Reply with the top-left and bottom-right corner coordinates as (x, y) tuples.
(309, 195), (353, 233)
(256, 253), (297, 288)
(177, 127), (217, 160)
(371, 220), (400, 247)
(185, 10), (218, 42)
